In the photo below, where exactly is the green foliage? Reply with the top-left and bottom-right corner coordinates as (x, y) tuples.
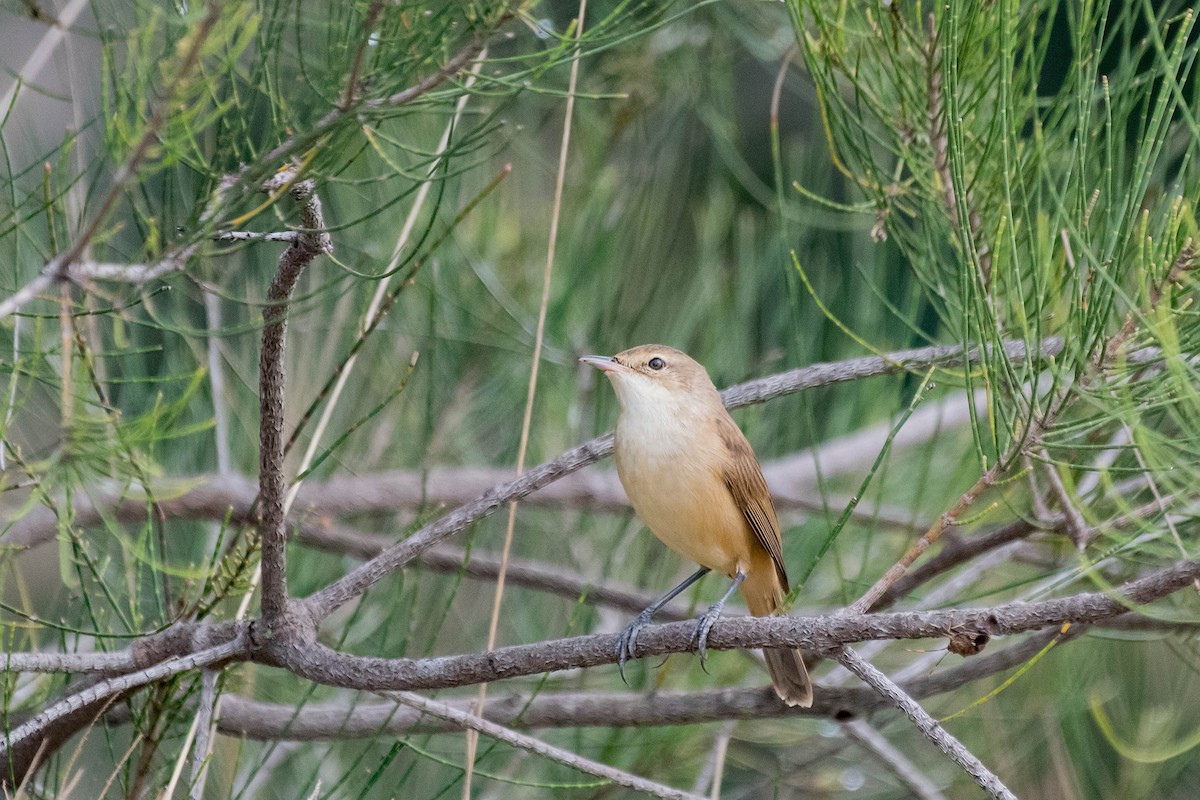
(2, 0), (1200, 797)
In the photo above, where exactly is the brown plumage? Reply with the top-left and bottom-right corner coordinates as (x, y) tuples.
(580, 344), (813, 707)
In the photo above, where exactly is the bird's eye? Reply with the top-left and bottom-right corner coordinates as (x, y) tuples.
(647, 357), (665, 371)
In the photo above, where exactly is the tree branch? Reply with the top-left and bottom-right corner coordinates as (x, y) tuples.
(835, 646), (1015, 799)
(869, 519), (1037, 611)
(846, 456), (1010, 616)
(257, 170), (331, 628)
(212, 231), (301, 244)
(199, 627), (1073, 739)
(271, 559), (1200, 693)
(1, 650), (137, 674)
(0, 636), (246, 760)
(187, 670), (220, 800)
(1037, 449), (1092, 548)
(387, 691), (705, 800)
(298, 523), (695, 622)
(65, 247), (199, 284)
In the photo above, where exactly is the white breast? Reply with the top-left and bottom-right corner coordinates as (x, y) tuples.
(613, 392), (747, 575)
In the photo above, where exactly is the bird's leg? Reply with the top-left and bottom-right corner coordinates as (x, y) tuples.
(616, 567), (710, 682)
(690, 570), (746, 671)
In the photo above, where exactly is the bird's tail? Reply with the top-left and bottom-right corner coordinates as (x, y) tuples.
(762, 647), (812, 708)
(741, 568), (813, 708)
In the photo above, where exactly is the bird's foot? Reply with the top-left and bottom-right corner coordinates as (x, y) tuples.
(689, 598), (729, 673)
(615, 608), (655, 683)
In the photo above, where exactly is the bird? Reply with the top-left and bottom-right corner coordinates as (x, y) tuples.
(580, 344), (813, 707)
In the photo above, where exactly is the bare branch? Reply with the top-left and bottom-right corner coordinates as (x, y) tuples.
(1099, 243), (1196, 366)
(847, 457), (1008, 616)
(19, 229), (294, 291)
(258, 171), (332, 627)
(204, 628), (1071, 739)
(873, 492), (1171, 615)
(1, 650), (137, 674)
(340, 1), (386, 110)
(271, 559), (1200, 693)
(213, 231), (301, 244)
(0, 272), (60, 319)
(387, 691), (705, 800)
(691, 720), (734, 797)
(62, 246), (199, 284)
(718, 338), (1061, 408)
(298, 523), (694, 622)
(0, 636), (246, 759)
(300, 433), (616, 620)
(187, 670), (220, 800)
(869, 519), (1037, 611)
(1037, 450), (1091, 548)
(835, 646), (1015, 799)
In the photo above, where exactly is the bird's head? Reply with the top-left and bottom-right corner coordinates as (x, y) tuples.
(579, 345), (720, 412)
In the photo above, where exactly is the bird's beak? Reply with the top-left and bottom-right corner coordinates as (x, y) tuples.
(579, 354), (623, 374)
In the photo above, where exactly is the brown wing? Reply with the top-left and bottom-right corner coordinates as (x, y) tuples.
(715, 413), (789, 592)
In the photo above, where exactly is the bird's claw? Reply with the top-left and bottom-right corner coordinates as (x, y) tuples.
(689, 600), (726, 673)
(616, 608), (655, 683)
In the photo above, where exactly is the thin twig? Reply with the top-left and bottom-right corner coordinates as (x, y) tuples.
(1, 650), (137, 674)
(0, 637), (245, 758)
(869, 519), (1037, 611)
(1122, 422), (1200, 595)
(846, 459), (1006, 616)
(1099, 243), (1196, 365)
(63, 248), (198, 284)
(1037, 449), (1091, 548)
(212, 231), (300, 243)
(389, 691), (706, 800)
(162, 702), (200, 799)
(692, 720), (734, 798)
(835, 647), (1016, 799)
(187, 670), (220, 800)
(340, 0), (385, 110)
(304, 525), (695, 622)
